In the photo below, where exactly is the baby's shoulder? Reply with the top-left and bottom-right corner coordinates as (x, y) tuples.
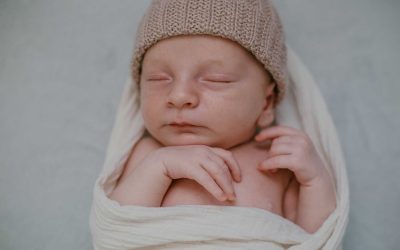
(136, 134), (163, 151)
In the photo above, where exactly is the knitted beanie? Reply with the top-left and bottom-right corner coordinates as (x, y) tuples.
(131, 0), (288, 105)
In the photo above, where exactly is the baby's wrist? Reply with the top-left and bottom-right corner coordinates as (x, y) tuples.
(133, 151), (172, 187)
(300, 167), (330, 189)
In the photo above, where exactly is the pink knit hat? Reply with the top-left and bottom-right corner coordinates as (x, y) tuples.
(131, 0), (288, 105)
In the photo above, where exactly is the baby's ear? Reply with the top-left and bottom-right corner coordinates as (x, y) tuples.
(257, 83), (276, 128)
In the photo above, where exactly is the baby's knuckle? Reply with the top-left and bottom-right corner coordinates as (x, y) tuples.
(211, 166), (225, 176)
(291, 154), (302, 163)
(210, 154), (223, 164)
(204, 154), (213, 162)
(269, 145), (278, 154)
(293, 146), (304, 155)
(270, 157), (280, 166)
(271, 139), (280, 147)
(297, 136), (309, 147)
(197, 146), (211, 157)
(196, 174), (210, 185)
(224, 150), (234, 158)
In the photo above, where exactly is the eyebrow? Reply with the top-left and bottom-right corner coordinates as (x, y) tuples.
(143, 57), (241, 73)
(202, 59), (224, 66)
(152, 58), (223, 65)
(200, 58), (242, 71)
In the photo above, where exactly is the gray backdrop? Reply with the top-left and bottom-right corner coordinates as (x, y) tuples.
(1, 0), (399, 249)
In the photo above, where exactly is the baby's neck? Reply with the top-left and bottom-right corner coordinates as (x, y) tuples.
(229, 138), (271, 152)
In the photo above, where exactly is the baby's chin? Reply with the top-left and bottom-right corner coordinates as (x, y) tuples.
(159, 134), (220, 147)
(157, 133), (252, 149)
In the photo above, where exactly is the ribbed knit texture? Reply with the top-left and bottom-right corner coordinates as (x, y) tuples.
(131, 0), (288, 105)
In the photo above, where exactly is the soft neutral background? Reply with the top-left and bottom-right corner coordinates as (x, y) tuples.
(1, 0), (399, 249)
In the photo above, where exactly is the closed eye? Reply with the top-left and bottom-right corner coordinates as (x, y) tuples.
(202, 78), (233, 84)
(147, 77), (170, 82)
(201, 74), (235, 84)
(206, 80), (232, 83)
(143, 72), (172, 82)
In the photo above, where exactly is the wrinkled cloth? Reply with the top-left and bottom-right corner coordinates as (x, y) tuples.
(89, 46), (349, 250)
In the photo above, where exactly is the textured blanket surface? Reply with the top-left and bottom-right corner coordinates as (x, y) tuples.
(89, 46), (349, 250)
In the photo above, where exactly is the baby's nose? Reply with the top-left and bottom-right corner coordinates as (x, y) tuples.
(166, 81), (199, 109)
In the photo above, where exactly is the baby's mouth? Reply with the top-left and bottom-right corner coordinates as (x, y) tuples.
(167, 121), (203, 132)
(168, 120), (200, 127)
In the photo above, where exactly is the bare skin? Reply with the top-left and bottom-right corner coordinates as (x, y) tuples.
(109, 35), (336, 234)
(112, 132), (292, 210)
(150, 134), (292, 216)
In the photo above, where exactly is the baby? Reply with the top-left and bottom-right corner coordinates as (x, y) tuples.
(109, 0), (336, 234)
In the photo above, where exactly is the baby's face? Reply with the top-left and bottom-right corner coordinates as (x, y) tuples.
(139, 35), (273, 149)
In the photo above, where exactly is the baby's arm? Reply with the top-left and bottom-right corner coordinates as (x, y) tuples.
(109, 136), (241, 206)
(283, 168), (336, 233)
(255, 126), (336, 234)
(109, 136), (170, 206)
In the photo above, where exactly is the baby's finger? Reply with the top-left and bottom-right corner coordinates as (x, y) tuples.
(210, 147), (241, 182)
(255, 125), (300, 142)
(268, 143), (293, 158)
(202, 159), (236, 201)
(191, 166), (228, 202)
(271, 135), (294, 144)
(258, 155), (294, 173)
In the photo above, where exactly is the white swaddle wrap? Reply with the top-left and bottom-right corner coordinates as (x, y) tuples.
(89, 46), (349, 249)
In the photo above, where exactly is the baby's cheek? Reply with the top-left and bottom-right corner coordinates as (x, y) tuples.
(141, 105), (159, 130)
(232, 106), (260, 127)
(223, 114), (258, 142)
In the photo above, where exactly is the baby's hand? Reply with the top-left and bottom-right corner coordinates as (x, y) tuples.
(255, 125), (326, 187)
(151, 145), (241, 202)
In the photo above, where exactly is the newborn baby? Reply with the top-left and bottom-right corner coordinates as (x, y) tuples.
(109, 34), (336, 234)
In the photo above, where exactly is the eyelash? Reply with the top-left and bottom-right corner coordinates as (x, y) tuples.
(201, 74), (234, 83)
(205, 79), (232, 83)
(147, 77), (169, 82)
(145, 76), (233, 83)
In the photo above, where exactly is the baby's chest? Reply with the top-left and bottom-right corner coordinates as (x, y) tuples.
(162, 148), (291, 214)
(232, 166), (289, 212)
